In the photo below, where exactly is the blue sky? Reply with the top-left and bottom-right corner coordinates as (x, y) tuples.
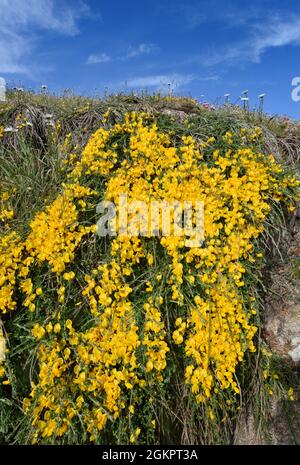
(1, 0), (300, 117)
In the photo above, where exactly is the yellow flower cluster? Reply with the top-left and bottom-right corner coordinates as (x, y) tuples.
(25, 237), (168, 441)
(185, 283), (255, 401)
(25, 184), (97, 273)
(0, 182), (97, 317)
(70, 127), (113, 179)
(0, 111), (297, 443)
(0, 192), (14, 226)
(173, 317), (187, 345)
(80, 113), (296, 402)
(0, 232), (24, 314)
(143, 297), (169, 376)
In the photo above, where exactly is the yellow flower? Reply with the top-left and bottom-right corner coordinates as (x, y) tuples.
(129, 405), (135, 414)
(32, 324), (46, 340)
(46, 322), (53, 333)
(288, 387), (295, 401)
(130, 427), (141, 443)
(53, 323), (61, 334)
(63, 271), (75, 281)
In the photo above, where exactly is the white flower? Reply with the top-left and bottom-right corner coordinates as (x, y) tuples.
(4, 126), (18, 133)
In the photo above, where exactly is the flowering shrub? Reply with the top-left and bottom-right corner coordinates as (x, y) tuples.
(0, 112), (298, 444)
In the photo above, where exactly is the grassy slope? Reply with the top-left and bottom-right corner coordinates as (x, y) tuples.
(0, 91), (299, 444)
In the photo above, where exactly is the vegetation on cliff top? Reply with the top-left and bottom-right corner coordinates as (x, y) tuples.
(0, 91), (299, 444)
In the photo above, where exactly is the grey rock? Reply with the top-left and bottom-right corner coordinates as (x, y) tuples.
(264, 301), (300, 364)
(234, 399), (300, 445)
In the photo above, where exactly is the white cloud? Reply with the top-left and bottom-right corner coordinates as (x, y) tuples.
(0, 29), (30, 74)
(0, 0), (87, 35)
(252, 15), (300, 61)
(87, 43), (158, 65)
(87, 53), (111, 64)
(126, 74), (195, 88)
(170, 1), (263, 31)
(124, 43), (158, 59)
(124, 74), (217, 90)
(203, 15), (300, 66)
(0, 0), (88, 74)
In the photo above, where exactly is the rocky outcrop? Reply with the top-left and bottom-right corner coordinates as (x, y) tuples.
(234, 412), (265, 445)
(161, 108), (189, 120)
(235, 399), (300, 445)
(263, 208), (300, 365)
(264, 300), (300, 364)
(235, 207), (300, 445)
